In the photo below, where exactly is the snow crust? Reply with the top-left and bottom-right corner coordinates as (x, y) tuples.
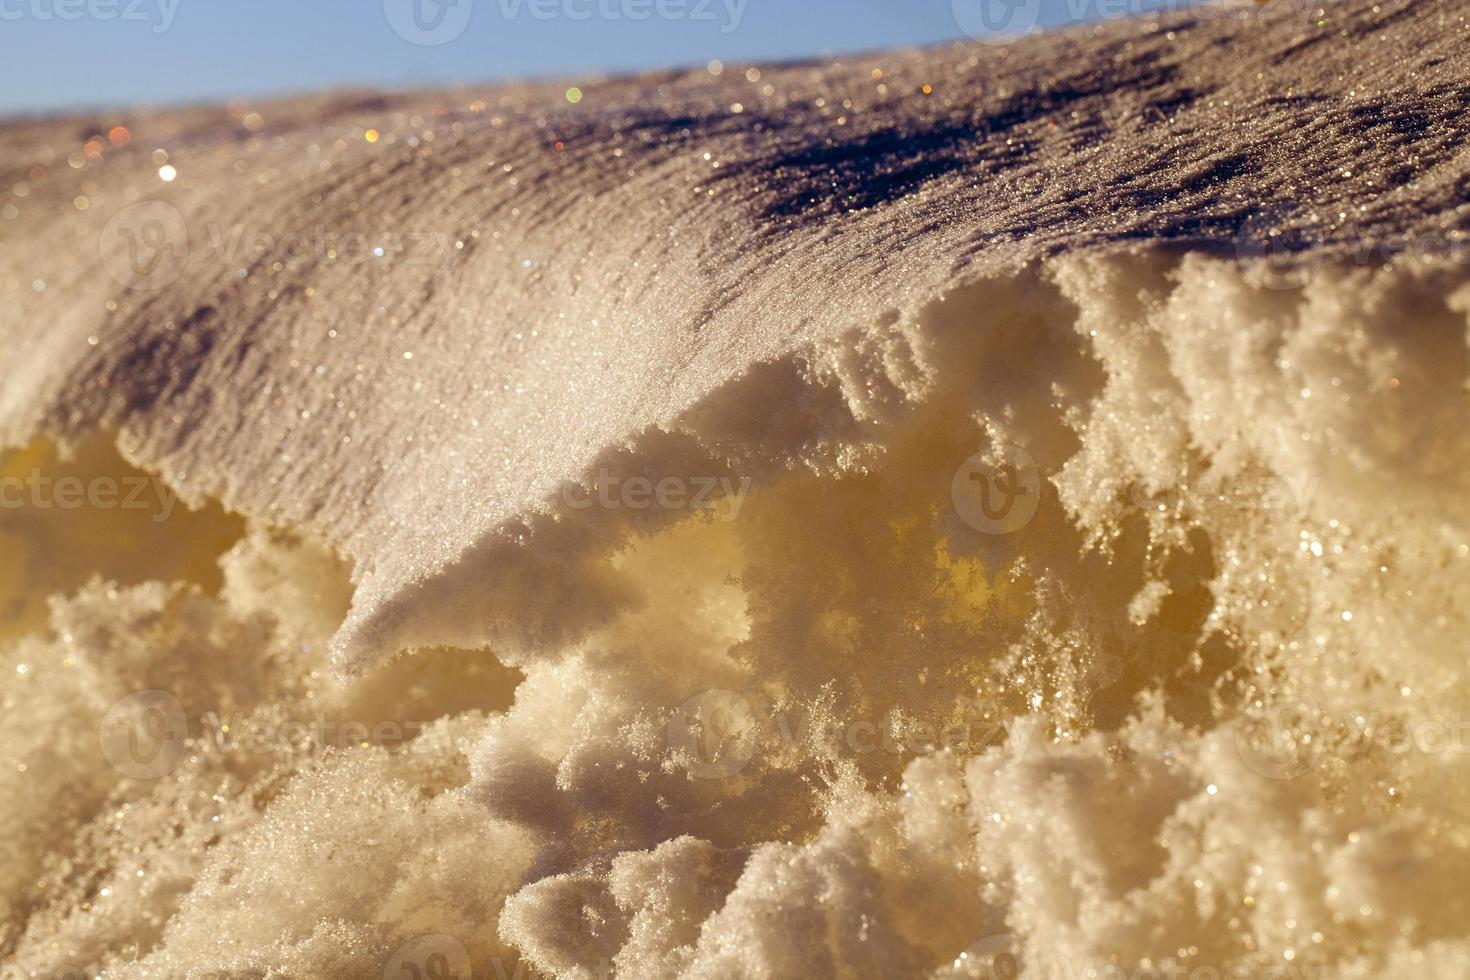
(2, 0), (1468, 668)
(4, 1), (1470, 977)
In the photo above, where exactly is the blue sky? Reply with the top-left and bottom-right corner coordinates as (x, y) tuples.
(0, 0), (1194, 114)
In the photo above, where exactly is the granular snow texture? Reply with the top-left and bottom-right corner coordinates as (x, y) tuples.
(3, 1), (1470, 977)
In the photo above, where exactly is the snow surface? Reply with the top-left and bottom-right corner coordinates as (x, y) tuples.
(4, 2), (1470, 977)
(2, 0), (1468, 667)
